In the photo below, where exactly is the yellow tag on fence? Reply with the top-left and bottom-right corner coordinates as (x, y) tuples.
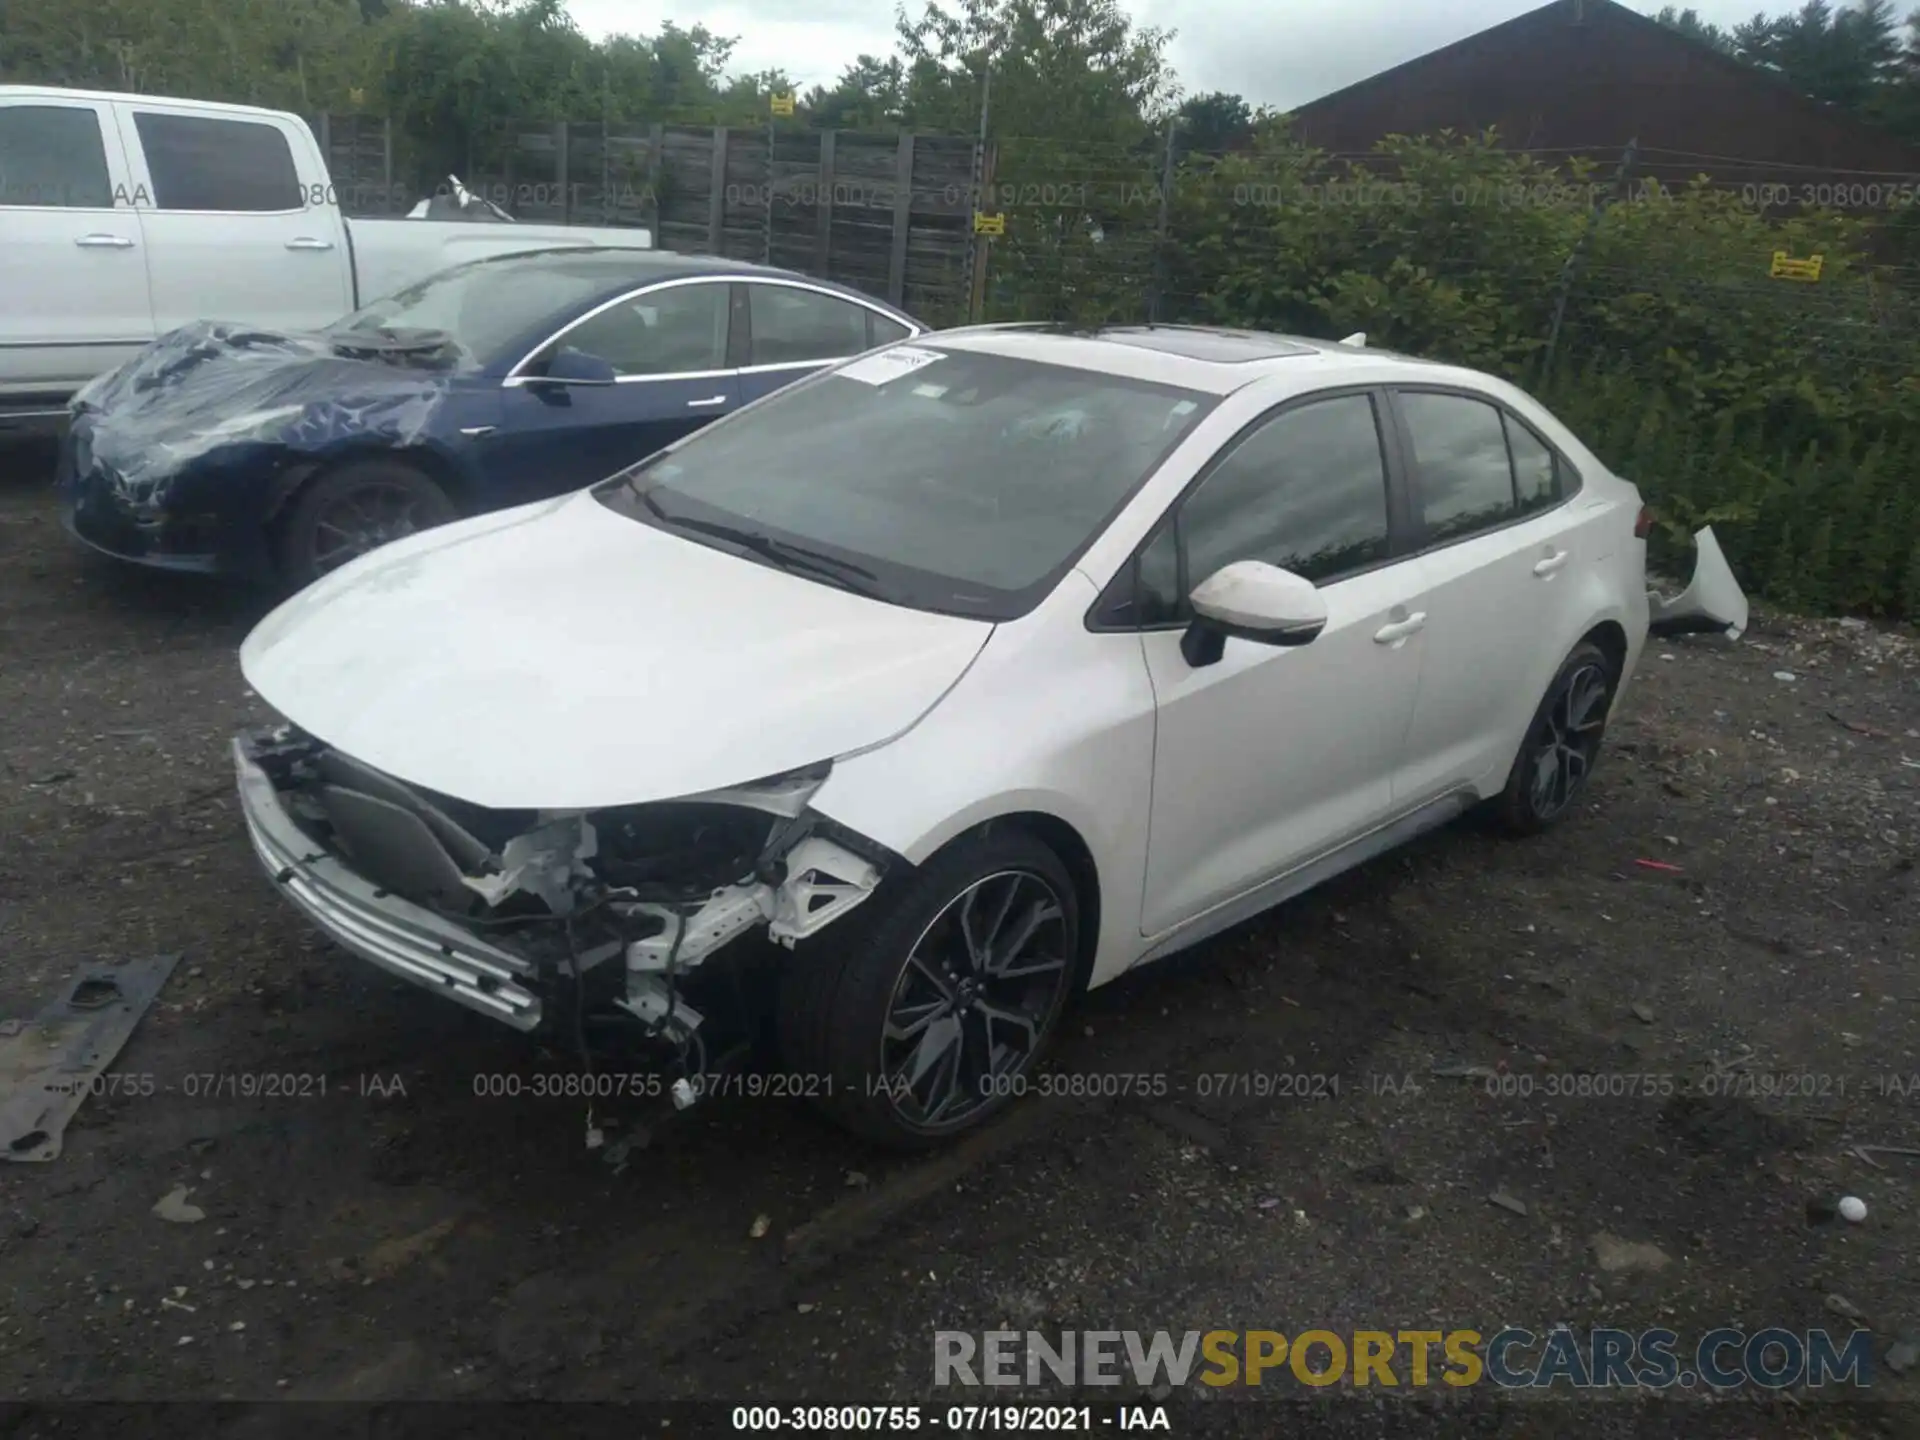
(973, 211), (1005, 236)
(1769, 250), (1823, 281)
(770, 92), (796, 117)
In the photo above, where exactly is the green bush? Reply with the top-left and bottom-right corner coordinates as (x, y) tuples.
(983, 129), (1920, 620)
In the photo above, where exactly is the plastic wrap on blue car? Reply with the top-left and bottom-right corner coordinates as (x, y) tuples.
(67, 319), (457, 516)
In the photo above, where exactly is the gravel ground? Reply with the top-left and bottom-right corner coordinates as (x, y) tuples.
(3, 436), (1920, 1436)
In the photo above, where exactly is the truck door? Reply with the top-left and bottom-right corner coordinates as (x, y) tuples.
(114, 103), (351, 336)
(0, 94), (154, 407)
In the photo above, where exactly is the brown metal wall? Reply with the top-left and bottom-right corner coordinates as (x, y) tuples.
(1288, 0), (1920, 186)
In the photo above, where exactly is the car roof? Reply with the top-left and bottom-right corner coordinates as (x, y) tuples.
(464, 247), (917, 374)
(926, 323), (1462, 396)
(0, 84), (307, 119)
(459, 247), (919, 335)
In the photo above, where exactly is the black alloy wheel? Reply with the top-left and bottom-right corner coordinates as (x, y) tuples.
(276, 458), (456, 590)
(776, 828), (1082, 1148)
(1495, 640), (1618, 835)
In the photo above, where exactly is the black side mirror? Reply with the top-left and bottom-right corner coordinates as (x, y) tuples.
(530, 346), (618, 393)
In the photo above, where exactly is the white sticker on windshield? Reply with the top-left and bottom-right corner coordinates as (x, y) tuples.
(836, 346), (946, 386)
(1172, 400), (1196, 415)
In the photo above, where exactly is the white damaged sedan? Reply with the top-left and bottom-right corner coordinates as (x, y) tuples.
(233, 324), (1748, 1146)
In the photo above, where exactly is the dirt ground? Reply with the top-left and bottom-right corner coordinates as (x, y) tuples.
(3, 433), (1919, 1434)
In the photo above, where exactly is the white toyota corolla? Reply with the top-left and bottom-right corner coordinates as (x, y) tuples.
(232, 324), (1748, 1146)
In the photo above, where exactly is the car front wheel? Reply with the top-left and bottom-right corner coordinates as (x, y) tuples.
(276, 458), (456, 591)
(777, 828), (1081, 1148)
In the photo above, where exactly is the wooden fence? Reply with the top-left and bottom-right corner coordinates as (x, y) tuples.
(310, 114), (982, 323)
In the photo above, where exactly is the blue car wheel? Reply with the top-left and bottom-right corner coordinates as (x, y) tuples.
(275, 459), (457, 590)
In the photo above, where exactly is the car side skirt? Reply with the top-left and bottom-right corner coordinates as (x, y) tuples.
(1123, 787), (1480, 977)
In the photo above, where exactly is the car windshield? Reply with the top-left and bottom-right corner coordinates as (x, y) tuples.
(329, 252), (639, 364)
(593, 345), (1216, 619)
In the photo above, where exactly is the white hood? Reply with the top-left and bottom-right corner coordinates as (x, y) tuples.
(239, 491), (994, 809)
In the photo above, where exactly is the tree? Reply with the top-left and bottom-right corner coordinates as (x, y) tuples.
(1173, 91), (1254, 155)
(1732, 0), (1902, 109)
(805, 55), (907, 129)
(1653, 6), (1738, 53)
(893, 0), (1175, 142)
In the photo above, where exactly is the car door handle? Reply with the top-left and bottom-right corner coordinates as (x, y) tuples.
(1373, 612), (1427, 644)
(686, 395), (729, 408)
(286, 237), (335, 251)
(1533, 549), (1569, 576)
(74, 233), (134, 249)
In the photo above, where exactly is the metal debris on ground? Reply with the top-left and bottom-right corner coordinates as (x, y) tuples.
(1855, 1145), (1920, 1162)
(602, 1134), (644, 1175)
(1633, 859), (1684, 874)
(0, 954), (182, 1163)
(1488, 1190), (1529, 1217)
(1630, 1002), (1657, 1024)
(1825, 1293), (1867, 1321)
(1591, 1232), (1670, 1274)
(749, 1214), (771, 1239)
(1828, 712), (1891, 738)
(1431, 1062), (1498, 1080)
(152, 1186), (206, 1224)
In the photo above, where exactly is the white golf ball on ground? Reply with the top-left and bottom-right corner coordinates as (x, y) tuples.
(1839, 1196), (1868, 1223)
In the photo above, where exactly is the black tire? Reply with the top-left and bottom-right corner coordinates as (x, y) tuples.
(1493, 640), (1618, 836)
(275, 458), (456, 591)
(777, 827), (1081, 1149)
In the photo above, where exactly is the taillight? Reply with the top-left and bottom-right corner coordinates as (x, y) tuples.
(1633, 505), (1652, 539)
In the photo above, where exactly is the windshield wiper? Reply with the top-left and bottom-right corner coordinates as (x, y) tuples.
(633, 492), (883, 595)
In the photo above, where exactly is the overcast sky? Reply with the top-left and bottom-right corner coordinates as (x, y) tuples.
(563, 0), (1770, 108)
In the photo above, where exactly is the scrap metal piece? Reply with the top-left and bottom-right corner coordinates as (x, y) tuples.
(1649, 525), (1750, 639)
(0, 954), (181, 1162)
(462, 815), (598, 913)
(626, 889), (774, 973)
(767, 837), (881, 945)
(620, 835), (883, 977)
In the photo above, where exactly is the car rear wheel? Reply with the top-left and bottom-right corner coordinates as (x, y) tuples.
(1493, 640), (1618, 836)
(777, 828), (1081, 1148)
(276, 459), (456, 590)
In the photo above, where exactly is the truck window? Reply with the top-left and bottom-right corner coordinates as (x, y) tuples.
(0, 105), (113, 208)
(131, 112), (302, 212)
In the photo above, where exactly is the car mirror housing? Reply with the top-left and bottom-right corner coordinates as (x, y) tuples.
(540, 346), (619, 386)
(1181, 560), (1329, 667)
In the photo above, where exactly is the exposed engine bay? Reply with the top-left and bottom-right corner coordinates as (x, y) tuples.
(235, 724), (888, 1094)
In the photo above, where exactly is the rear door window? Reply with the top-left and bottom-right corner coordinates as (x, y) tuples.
(747, 285), (872, 365)
(1504, 412), (1564, 516)
(132, 112), (302, 212)
(1398, 391), (1519, 544)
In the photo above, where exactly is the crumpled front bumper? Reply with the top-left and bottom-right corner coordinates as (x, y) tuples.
(233, 740), (545, 1029)
(1649, 526), (1750, 639)
(59, 413), (288, 581)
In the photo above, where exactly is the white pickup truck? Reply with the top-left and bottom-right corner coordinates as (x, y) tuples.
(0, 85), (653, 423)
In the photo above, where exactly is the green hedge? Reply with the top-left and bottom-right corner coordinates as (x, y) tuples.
(984, 130), (1920, 619)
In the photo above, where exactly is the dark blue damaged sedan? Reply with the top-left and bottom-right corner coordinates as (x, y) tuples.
(57, 247), (922, 590)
